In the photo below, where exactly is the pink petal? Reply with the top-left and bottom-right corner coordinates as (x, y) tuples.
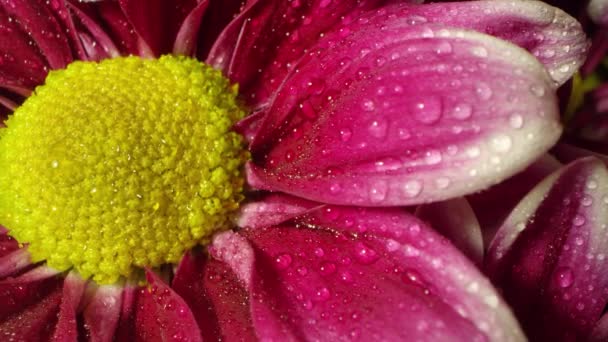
(134, 270), (202, 342)
(590, 313), (608, 342)
(415, 197), (484, 266)
(118, 0), (202, 56)
(247, 20), (562, 206)
(65, 2), (120, 60)
(237, 193), (322, 229)
(0, 0), (74, 69)
(467, 154), (562, 245)
(207, 0), (409, 108)
(173, 0), (209, 56)
(215, 208), (524, 341)
(0, 266), (63, 339)
(114, 285), (137, 341)
(486, 157), (608, 340)
(398, 0), (588, 86)
(82, 284), (123, 342)
(51, 272), (85, 342)
(173, 251), (256, 341)
(193, 0), (245, 60)
(0, 248), (31, 280)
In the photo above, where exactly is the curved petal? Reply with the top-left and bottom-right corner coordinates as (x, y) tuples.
(237, 193), (323, 229)
(0, 267), (63, 339)
(215, 208), (525, 341)
(172, 251), (257, 341)
(590, 313), (608, 342)
(117, 0), (203, 56)
(82, 284), (123, 342)
(134, 270), (202, 342)
(486, 157), (608, 340)
(467, 154), (562, 246)
(65, 2), (120, 60)
(415, 197), (484, 266)
(398, 0), (588, 85)
(51, 272), (85, 342)
(173, 0), (209, 56)
(247, 21), (562, 206)
(207, 0), (408, 108)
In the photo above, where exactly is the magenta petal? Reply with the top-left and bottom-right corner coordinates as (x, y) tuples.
(51, 272), (85, 342)
(248, 20), (562, 206)
(415, 198), (484, 266)
(399, 0), (588, 85)
(82, 284), (123, 341)
(118, 0), (201, 56)
(221, 207), (524, 341)
(237, 194), (322, 229)
(0, 267), (63, 339)
(589, 0), (608, 26)
(207, 0), (404, 108)
(1, 0), (74, 69)
(134, 270), (202, 342)
(591, 313), (608, 342)
(173, 0), (209, 56)
(468, 154), (562, 245)
(65, 2), (120, 60)
(173, 251), (256, 341)
(486, 157), (608, 340)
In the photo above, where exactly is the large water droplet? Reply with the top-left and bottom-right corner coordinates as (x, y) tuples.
(530, 84), (546, 97)
(475, 82), (492, 100)
(354, 242), (379, 264)
(413, 97), (442, 124)
(490, 134), (512, 153)
(509, 114), (524, 129)
(368, 118), (388, 139)
(554, 267), (574, 288)
(451, 103), (473, 120)
(275, 254), (293, 269)
(402, 180), (423, 198)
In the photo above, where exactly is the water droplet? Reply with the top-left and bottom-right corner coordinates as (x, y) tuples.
(369, 180), (388, 203)
(582, 196), (593, 207)
(319, 261), (337, 275)
(509, 114), (524, 129)
(587, 180), (598, 189)
(471, 46), (488, 58)
(573, 215), (586, 226)
(275, 254), (292, 269)
(490, 134), (512, 153)
(466, 146), (481, 158)
(368, 119), (388, 139)
(314, 287), (331, 301)
(339, 128), (352, 142)
(475, 82), (492, 100)
(314, 248), (325, 257)
(319, 0), (331, 8)
(354, 242), (379, 264)
(402, 180), (423, 198)
(435, 177), (450, 189)
(530, 84), (545, 97)
(413, 97), (442, 124)
(451, 103), (473, 120)
(361, 99), (375, 112)
(424, 150), (442, 165)
(436, 41), (453, 55)
(51, 160), (59, 168)
(398, 128), (411, 140)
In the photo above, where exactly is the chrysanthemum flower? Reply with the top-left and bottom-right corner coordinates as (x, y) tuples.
(0, 0), (588, 340)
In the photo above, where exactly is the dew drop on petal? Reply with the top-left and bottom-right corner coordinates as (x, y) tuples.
(275, 254), (293, 269)
(413, 96), (442, 124)
(354, 242), (379, 264)
(573, 215), (586, 226)
(530, 84), (545, 97)
(490, 134), (512, 153)
(509, 114), (524, 129)
(451, 103), (473, 120)
(554, 267), (574, 288)
(475, 82), (492, 100)
(319, 261), (337, 275)
(402, 180), (423, 198)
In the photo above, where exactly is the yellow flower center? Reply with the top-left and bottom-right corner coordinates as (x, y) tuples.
(0, 56), (248, 284)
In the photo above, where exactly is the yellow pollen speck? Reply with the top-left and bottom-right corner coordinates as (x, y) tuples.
(0, 55), (249, 284)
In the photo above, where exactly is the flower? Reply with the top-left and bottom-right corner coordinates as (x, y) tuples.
(0, 0), (588, 340)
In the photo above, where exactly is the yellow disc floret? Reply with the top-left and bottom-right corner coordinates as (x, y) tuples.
(0, 56), (248, 284)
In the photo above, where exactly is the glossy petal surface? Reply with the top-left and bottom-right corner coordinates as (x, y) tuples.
(487, 157), (608, 341)
(216, 206), (524, 341)
(247, 19), (561, 206)
(399, 0), (588, 85)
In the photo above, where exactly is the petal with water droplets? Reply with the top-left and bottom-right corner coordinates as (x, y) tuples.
(398, 0), (588, 85)
(172, 251), (257, 341)
(217, 207), (524, 341)
(237, 193), (322, 229)
(486, 157), (608, 340)
(82, 284), (123, 341)
(247, 20), (562, 206)
(51, 272), (85, 341)
(134, 270), (202, 341)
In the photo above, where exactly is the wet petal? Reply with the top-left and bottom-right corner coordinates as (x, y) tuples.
(51, 272), (85, 341)
(416, 197), (484, 266)
(0, 267), (63, 339)
(173, 251), (256, 341)
(207, 0), (408, 108)
(468, 154), (562, 245)
(173, 0), (209, 56)
(590, 313), (608, 342)
(113, 285), (137, 340)
(217, 207), (524, 341)
(486, 157), (608, 340)
(134, 270), (202, 342)
(65, 2), (120, 60)
(247, 20), (562, 206)
(82, 284), (122, 342)
(399, 0), (588, 85)
(237, 193), (322, 229)
(117, 0), (203, 56)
